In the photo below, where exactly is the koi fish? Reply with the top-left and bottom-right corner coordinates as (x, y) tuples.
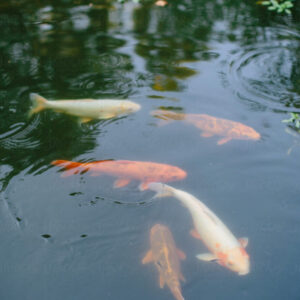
(142, 224), (186, 300)
(152, 110), (260, 145)
(148, 183), (250, 275)
(51, 160), (187, 190)
(29, 93), (141, 123)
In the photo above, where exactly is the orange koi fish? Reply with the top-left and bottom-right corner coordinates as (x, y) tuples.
(142, 224), (186, 300)
(51, 160), (187, 190)
(152, 110), (260, 145)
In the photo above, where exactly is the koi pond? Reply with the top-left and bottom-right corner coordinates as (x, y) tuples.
(0, 0), (300, 299)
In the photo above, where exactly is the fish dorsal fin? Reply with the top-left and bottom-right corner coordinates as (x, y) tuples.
(142, 250), (153, 264)
(94, 159), (114, 164)
(113, 178), (131, 188)
(176, 248), (186, 260)
(239, 237), (249, 248)
(202, 207), (219, 226)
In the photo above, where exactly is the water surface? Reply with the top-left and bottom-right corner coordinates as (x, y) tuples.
(0, 0), (300, 299)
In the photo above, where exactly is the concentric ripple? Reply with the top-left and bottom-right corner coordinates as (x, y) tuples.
(0, 116), (40, 150)
(226, 26), (300, 112)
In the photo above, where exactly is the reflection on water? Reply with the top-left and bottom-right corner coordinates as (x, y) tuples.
(0, 0), (300, 299)
(226, 26), (300, 111)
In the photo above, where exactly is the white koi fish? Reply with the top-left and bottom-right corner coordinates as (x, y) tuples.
(148, 182), (250, 275)
(28, 93), (141, 123)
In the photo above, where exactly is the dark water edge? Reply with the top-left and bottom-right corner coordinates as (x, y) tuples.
(0, 0), (300, 299)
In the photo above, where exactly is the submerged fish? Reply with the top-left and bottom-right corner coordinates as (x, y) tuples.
(152, 110), (260, 145)
(29, 93), (141, 123)
(51, 160), (187, 190)
(142, 224), (186, 300)
(148, 183), (250, 275)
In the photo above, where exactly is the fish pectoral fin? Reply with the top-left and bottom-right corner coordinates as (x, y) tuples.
(217, 137), (232, 145)
(196, 253), (218, 262)
(190, 229), (202, 240)
(79, 117), (93, 123)
(142, 250), (153, 264)
(138, 182), (149, 191)
(176, 248), (186, 260)
(239, 237), (249, 248)
(99, 112), (117, 119)
(201, 131), (214, 138)
(113, 178), (131, 188)
(159, 275), (165, 288)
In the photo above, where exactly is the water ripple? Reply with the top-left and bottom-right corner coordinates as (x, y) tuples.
(225, 26), (300, 112)
(0, 116), (40, 150)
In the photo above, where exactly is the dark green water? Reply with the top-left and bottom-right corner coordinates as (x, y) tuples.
(0, 0), (300, 299)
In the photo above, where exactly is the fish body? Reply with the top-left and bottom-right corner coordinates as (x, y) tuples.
(51, 160), (187, 190)
(148, 183), (250, 275)
(142, 224), (186, 300)
(29, 93), (141, 123)
(152, 110), (260, 145)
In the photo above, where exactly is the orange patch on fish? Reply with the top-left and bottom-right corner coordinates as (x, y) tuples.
(217, 252), (228, 260)
(240, 248), (249, 257)
(151, 110), (260, 145)
(51, 159), (186, 188)
(142, 224), (185, 300)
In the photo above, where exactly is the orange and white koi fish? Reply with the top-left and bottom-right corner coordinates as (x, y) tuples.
(29, 93), (141, 123)
(148, 183), (250, 275)
(51, 160), (187, 190)
(152, 110), (260, 145)
(142, 224), (186, 300)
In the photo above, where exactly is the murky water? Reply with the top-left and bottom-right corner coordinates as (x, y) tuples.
(0, 0), (300, 299)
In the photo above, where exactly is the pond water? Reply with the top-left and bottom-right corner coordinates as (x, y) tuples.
(0, 0), (300, 299)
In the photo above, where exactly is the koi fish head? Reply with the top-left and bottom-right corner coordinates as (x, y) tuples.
(159, 167), (187, 185)
(231, 125), (261, 141)
(150, 223), (165, 236)
(219, 247), (250, 275)
(121, 101), (141, 114)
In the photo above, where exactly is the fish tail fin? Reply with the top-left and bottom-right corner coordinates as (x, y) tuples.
(51, 160), (84, 177)
(51, 160), (81, 170)
(147, 182), (173, 198)
(171, 286), (185, 300)
(28, 93), (48, 118)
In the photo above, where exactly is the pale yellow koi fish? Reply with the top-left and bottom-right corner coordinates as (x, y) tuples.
(142, 224), (186, 300)
(29, 93), (141, 123)
(148, 183), (250, 275)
